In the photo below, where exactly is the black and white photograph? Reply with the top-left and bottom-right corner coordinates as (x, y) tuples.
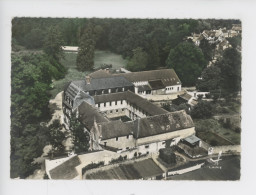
(10, 17), (242, 180)
(1, 0), (256, 195)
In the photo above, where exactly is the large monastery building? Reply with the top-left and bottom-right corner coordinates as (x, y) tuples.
(46, 68), (197, 179)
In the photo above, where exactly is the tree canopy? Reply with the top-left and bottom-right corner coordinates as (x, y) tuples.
(69, 114), (90, 153)
(196, 48), (241, 96)
(11, 52), (66, 178)
(166, 42), (207, 86)
(43, 26), (64, 62)
(76, 23), (96, 71)
(126, 47), (149, 72)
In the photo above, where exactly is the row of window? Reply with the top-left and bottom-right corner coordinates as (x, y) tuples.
(115, 134), (130, 141)
(138, 90), (151, 94)
(96, 100), (124, 108)
(107, 108), (125, 114)
(166, 86), (180, 91)
(166, 87), (174, 91)
(89, 87), (128, 96)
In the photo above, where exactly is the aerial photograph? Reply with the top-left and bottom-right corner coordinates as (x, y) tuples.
(10, 18), (241, 180)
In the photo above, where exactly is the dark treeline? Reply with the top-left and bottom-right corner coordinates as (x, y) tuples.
(12, 18), (240, 59)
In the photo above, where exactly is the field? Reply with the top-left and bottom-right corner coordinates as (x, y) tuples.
(194, 118), (241, 145)
(197, 131), (233, 146)
(169, 156), (240, 180)
(50, 50), (127, 98)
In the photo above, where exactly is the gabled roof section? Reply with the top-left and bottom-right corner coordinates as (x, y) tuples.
(65, 82), (80, 100)
(148, 79), (165, 90)
(78, 101), (109, 130)
(114, 69), (181, 86)
(49, 156), (81, 180)
(133, 110), (194, 139)
(137, 85), (151, 92)
(85, 158), (163, 180)
(97, 120), (134, 140)
(84, 76), (133, 91)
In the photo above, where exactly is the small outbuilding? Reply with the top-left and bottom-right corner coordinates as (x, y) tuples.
(183, 135), (201, 147)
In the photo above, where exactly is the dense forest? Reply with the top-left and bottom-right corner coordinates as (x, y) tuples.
(11, 18), (241, 178)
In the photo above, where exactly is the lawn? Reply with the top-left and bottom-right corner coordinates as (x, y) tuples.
(94, 50), (128, 70)
(50, 50), (127, 98)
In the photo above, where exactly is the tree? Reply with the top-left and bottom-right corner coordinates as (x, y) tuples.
(199, 38), (215, 62)
(24, 28), (45, 49)
(166, 42), (207, 86)
(69, 114), (90, 153)
(76, 24), (96, 71)
(10, 53), (66, 178)
(191, 101), (214, 119)
(196, 65), (222, 91)
(216, 48), (241, 94)
(43, 26), (64, 62)
(146, 39), (160, 70)
(159, 148), (176, 164)
(227, 35), (241, 49)
(48, 120), (66, 154)
(126, 47), (149, 72)
(11, 124), (49, 178)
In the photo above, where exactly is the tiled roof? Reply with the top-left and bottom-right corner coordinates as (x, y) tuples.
(84, 76), (133, 91)
(133, 110), (194, 139)
(148, 79), (165, 90)
(49, 156), (81, 180)
(66, 76), (133, 93)
(98, 120), (134, 140)
(94, 110), (193, 141)
(85, 158), (163, 180)
(78, 101), (109, 130)
(114, 69), (181, 86)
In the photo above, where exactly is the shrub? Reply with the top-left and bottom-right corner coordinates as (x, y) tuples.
(159, 148), (176, 164)
(205, 93), (211, 99)
(110, 156), (126, 164)
(82, 161), (104, 175)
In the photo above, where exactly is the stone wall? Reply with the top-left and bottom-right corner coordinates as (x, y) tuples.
(166, 162), (205, 176)
(209, 145), (241, 155)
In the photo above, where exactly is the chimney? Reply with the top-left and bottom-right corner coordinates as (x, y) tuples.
(85, 76), (91, 84)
